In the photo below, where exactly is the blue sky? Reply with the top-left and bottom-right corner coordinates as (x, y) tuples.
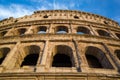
(0, 0), (120, 24)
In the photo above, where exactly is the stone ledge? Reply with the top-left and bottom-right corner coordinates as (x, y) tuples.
(0, 72), (120, 80)
(0, 34), (120, 46)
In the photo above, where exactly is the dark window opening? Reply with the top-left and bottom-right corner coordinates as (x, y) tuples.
(115, 33), (120, 39)
(51, 45), (75, 68)
(0, 47), (10, 64)
(0, 31), (7, 37)
(85, 46), (113, 69)
(37, 26), (47, 34)
(104, 21), (109, 24)
(86, 55), (103, 68)
(0, 57), (5, 64)
(74, 15), (79, 19)
(77, 27), (90, 34)
(56, 26), (68, 33)
(14, 19), (18, 23)
(52, 54), (72, 67)
(115, 50), (120, 60)
(18, 28), (26, 35)
(21, 54), (39, 67)
(21, 45), (40, 67)
(43, 15), (48, 18)
(97, 30), (110, 37)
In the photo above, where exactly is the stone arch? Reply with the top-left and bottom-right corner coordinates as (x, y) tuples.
(20, 45), (40, 67)
(16, 28), (27, 35)
(114, 49), (120, 60)
(0, 47), (10, 64)
(56, 26), (68, 33)
(37, 26), (47, 34)
(51, 45), (75, 67)
(43, 15), (48, 18)
(77, 26), (90, 34)
(115, 33), (120, 39)
(0, 31), (7, 37)
(97, 30), (110, 37)
(74, 15), (79, 19)
(85, 46), (113, 69)
(86, 54), (103, 68)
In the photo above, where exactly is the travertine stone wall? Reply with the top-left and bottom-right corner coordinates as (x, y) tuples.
(0, 10), (120, 80)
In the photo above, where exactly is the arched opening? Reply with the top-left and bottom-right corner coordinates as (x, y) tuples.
(21, 54), (39, 67)
(17, 28), (27, 35)
(56, 26), (68, 33)
(86, 55), (102, 68)
(0, 31), (7, 37)
(52, 45), (74, 67)
(77, 27), (90, 34)
(0, 47), (10, 64)
(97, 30), (110, 37)
(52, 54), (72, 67)
(37, 26), (47, 34)
(85, 46), (113, 69)
(21, 45), (40, 67)
(74, 15), (79, 19)
(115, 33), (120, 39)
(115, 50), (120, 60)
(43, 15), (48, 18)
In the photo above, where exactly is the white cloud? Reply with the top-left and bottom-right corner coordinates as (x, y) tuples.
(113, 16), (120, 23)
(0, 0), (75, 20)
(36, 1), (70, 10)
(38, 6), (48, 10)
(0, 4), (34, 20)
(54, 3), (68, 10)
(29, 0), (75, 10)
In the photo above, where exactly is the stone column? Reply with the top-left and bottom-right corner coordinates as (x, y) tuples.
(4, 27), (15, 36)
(107, 29), (118, 38)
(36, 51), (43, 66)
(72, 39), (89, 72)
(68, 23), (72, 33)
(36, 40), (49, 72)
(46, 24), (50, 33)
(71, 24), (76, 34)
(25, 25), (34, 34)
(102, 43), (120, 72)
(1, 42), (21, 70)
(89, 25), (98, 35)
(72, 39), (82, 72)
(48, 24), (54, 33)
(40, 41), (49, 65)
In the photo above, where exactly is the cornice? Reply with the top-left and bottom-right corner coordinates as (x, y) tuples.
(0, 34), (120, 46)
(0, 10), (119, 28)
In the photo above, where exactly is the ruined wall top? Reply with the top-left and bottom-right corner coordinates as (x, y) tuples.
(0, 10), (119, 27)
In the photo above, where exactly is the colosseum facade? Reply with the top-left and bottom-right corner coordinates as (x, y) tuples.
(0, 10), (120, 80)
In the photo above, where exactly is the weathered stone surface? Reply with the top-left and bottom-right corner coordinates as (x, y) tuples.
(0, 10), (120, 80)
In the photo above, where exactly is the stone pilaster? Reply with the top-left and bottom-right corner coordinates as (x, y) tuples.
(4, 27), (15, 36)
(1, 42), (21, 70)
(48, 24), (54, 33)
(89, 25), (98, 35)
(68, 23), (72, 33)
(102, 43), (120, 72)
(36, 40), (49, 72)
(72, 39), (82, 72)
(25, 25), (34, 34)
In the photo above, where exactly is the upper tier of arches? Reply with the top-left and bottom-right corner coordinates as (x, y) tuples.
(0, 25), (120, 40)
